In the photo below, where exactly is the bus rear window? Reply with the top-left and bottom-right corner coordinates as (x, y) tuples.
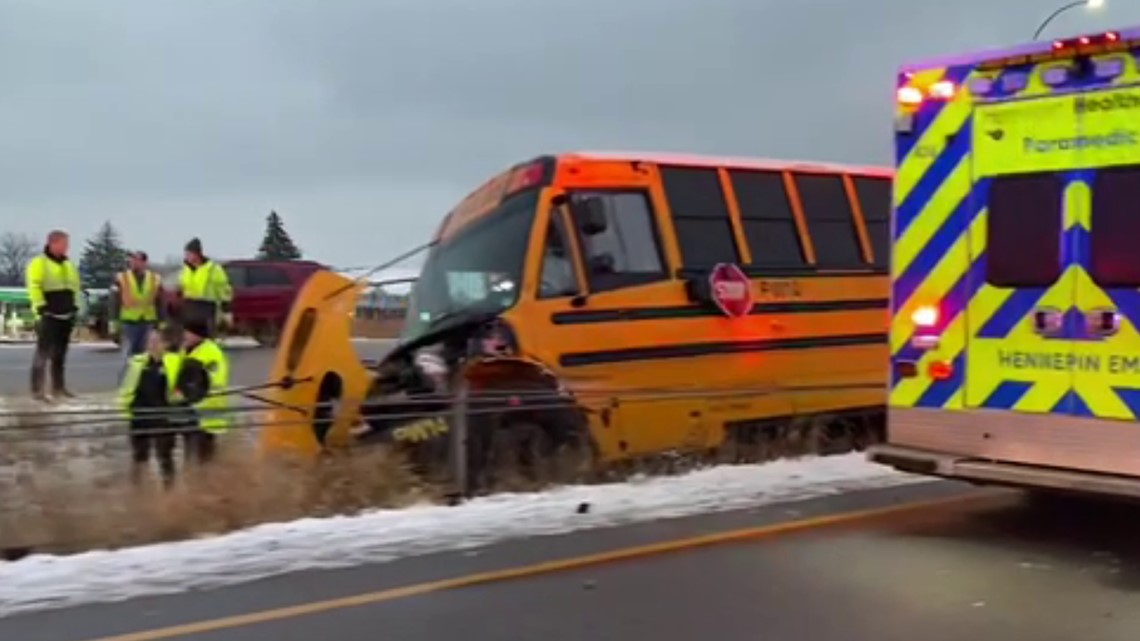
(985, 172), (1063, 288)
(1090, 165), (1140, 287)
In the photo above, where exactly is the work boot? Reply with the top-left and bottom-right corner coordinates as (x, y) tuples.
(53, 388), (76, 400)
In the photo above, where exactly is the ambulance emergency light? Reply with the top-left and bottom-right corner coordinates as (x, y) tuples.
(895, 79), (956, 106)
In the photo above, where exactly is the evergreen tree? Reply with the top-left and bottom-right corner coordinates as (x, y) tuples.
(79, 221), (129, 289)
(257, 211), (302, 260)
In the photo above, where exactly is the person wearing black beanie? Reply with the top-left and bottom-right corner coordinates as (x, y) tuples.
(173, 237), (233, 342)
(171, 316), (230, 465)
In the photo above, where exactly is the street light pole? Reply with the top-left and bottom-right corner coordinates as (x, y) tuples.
(1033, 0), (1105, 41)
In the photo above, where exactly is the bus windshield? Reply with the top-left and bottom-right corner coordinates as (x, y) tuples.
(401, 190), (538, 341)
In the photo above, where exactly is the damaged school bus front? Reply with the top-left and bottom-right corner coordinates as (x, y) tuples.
(259, 155), (592, 478)
(260, 270), (374, 455)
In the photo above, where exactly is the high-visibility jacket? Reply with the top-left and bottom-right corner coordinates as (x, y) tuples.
(178, 260), (232, 305)
(25, 253), (81, 319)
(117, 270), (161, 322)
(181, 338), (230, 433)
(117, 352), (182, 415)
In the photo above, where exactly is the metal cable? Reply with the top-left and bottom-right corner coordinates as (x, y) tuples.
(0, 377), (884, 420)
(0, 382), (886, 443)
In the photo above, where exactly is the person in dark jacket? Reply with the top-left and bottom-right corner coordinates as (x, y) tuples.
(117, 328), (183, 488)
(171, 317), (230, 465)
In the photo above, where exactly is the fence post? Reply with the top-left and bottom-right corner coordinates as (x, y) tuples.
(449, 378), (469, 499)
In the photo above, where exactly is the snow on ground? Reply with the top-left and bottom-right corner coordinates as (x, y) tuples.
(0, 453), (924, 618)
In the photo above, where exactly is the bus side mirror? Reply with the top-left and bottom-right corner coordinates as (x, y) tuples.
(573, 197), (609, 236)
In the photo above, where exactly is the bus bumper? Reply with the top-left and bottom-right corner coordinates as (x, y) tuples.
(868, 444), (1140, 500)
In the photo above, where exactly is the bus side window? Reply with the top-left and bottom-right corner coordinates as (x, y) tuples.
(729, 169), (807, 267)
(793, 172), (863, 268)
(538, 210), (582, 299)
(570, 191), (667, 293)
(659, 166), (740, 268)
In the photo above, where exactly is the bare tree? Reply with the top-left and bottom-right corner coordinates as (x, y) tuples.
(0, 232), (37, 287)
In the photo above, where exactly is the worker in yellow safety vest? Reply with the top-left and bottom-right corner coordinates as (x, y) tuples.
(25, 229), (82, 402)
(176, 238), (232, 341)
(173, 317), (231, 464)
(118, 328), (182, 487)
(109, 250), (165, 358)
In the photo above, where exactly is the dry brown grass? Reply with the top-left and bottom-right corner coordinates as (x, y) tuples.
(0, 403), (881, 557)
(0, 419), (438, 556)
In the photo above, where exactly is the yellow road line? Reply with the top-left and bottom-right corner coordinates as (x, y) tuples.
(79, 491), (991, 641)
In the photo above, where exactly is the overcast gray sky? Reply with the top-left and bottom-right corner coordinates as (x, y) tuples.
(2, 0), (1138, 268)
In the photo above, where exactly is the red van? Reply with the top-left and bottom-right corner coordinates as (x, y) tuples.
(223, 259), (327, 346)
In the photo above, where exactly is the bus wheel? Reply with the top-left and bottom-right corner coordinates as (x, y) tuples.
(479, 419), (589, 491)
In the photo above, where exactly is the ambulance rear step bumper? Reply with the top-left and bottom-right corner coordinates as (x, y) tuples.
(867, 444), (1140, 499)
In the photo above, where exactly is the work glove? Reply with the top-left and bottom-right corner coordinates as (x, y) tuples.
(220, 312), (234, 330)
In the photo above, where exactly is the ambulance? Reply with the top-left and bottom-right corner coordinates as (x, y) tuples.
(869, 27), (1140, 497)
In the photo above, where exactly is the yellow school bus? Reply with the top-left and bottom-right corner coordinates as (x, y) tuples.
(870, 27), (1140, 498)
(265, 151), (893, 480)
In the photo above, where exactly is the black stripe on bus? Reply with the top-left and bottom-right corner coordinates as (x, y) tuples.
(558, 332), (889, 367)
(551, 298), (888, 325)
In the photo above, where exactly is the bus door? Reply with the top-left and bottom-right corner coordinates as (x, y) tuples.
(965, 92), (1078, 414)
(1070, 85), (1140, 421)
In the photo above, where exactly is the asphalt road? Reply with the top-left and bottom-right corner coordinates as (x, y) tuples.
(3, 480), (1139, 641)
(0, 339), (396, 397)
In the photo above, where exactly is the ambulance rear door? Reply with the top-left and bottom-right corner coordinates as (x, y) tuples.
(965, 90), (1080, 414)
(1070, 84), (1140, 420)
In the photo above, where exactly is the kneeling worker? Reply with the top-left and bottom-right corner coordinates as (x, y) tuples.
(174, 318), (231, 464)
(118, 328), (182, 488)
